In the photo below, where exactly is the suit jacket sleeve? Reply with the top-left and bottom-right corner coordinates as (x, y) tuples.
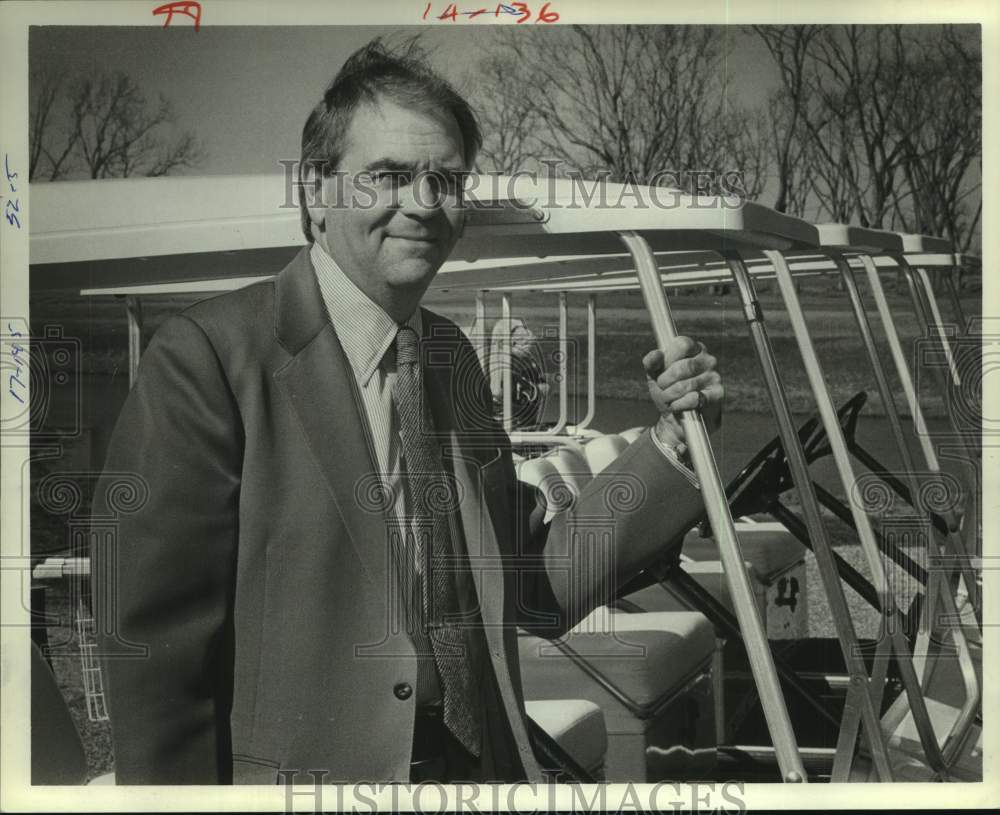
(93, 314), (242, 784)
(455, 336), (707, 638)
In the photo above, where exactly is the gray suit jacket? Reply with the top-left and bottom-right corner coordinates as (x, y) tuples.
(93, 246), (705, 783)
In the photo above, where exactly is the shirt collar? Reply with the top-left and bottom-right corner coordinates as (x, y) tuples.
(310, 242), (422, 386)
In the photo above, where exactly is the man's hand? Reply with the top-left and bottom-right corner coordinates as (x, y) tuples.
(642, 337), (724, 454)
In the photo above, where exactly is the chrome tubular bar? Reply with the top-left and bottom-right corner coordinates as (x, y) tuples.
(864, 256), (981, 619)
(941, 258), (968, 334)
(575, 294), (598, 432)
(620, 232), (806, 784)
(916, 267), (961, 386)
(897, 255), (978, 467)
(501, 292), (513, 433)
(847, 255), (981, 774)
(903, 259), (982, 578)
(474, 290), (488, 375)
(125, 295), (144, 388)
(723, 250), (892, 781)
(767, 249), (947, 776)
(832, 251), (979, 775)
(555, 292), (569, 434)
(509, 292), (571, 439)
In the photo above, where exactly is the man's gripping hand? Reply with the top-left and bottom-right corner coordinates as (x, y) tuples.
(642, 337), (723, 456)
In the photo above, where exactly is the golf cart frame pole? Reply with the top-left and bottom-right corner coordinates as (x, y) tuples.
(832, 250), (932, 537)
(941, 256), (968, 334)
(766, 249), (948, 776)
(829, 250), (956, 772)
(575, 294), (598, 432)
(474, 290), (488, 375)
(862, 255), (981, 619)
(555, 291), (569, 434)
(506, 292), (570, 440)
(501, 292), (513, 433)
(619, 231), (806, 784)
(124, 295), (144, 388)
(852, 255), (981, 770)
(910, 258), (984, 597)
(914, 265), (961, 386)
(722, 249), (892, 781)
(897, 255), (979, 467)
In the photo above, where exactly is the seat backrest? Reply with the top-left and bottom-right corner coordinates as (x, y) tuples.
(619, 426), (644, 444)
(546, 445), (592, 494)
(516, 456), (565, 523)
(583, 434), (629, 475)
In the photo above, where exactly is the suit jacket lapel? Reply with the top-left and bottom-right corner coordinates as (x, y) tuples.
(273, 247), (387, 585)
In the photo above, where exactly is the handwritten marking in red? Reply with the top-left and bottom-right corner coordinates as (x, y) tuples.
(152, 1), (202, 32)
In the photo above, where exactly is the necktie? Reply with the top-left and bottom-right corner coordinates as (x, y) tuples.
(393, 325), (482, 758)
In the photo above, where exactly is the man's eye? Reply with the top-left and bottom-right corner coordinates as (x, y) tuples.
(371, 171), (410, 187)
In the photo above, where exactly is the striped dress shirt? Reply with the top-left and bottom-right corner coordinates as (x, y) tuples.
(309, 242), (442, 704)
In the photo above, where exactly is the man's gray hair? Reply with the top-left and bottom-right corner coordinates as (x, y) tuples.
(298, 37), (482, 242)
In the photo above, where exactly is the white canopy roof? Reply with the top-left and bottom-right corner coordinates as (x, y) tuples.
(30, 173), (963, 295)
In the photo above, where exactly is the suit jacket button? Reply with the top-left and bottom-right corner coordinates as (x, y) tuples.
(393, 682), (413, 701)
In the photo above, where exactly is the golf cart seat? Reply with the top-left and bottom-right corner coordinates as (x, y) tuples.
(515, 437), (718, 780)
(518, 607), (717, 781)
(525, 699), (608, 780)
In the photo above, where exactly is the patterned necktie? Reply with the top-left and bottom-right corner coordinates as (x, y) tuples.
(393, 325), (482, 758)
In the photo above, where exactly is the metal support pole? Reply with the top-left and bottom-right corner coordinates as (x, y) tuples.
(124, 295), (143, 389)
(861, 255), (980, 618)
(767, 248), (946, 775)
(474, 290), (488, 376)
(897, 257), (977, 467)
(848, 257), (980, 771)
(620, 231), (806, 783)
(941, 264), (967, 334)
(575, 295), (598, 431)
(553, 292), (569, 434)
(508, 292), (570, 439)
(501, 293), (513, 433)
(724, 251), (891, 780)
(915, 267), (961, 386)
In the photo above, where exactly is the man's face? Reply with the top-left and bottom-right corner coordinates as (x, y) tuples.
(312, 96), (468, 307)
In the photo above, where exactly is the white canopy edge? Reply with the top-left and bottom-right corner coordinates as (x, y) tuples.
(32, 172), (821, 269)
(79, 249), (962, 298)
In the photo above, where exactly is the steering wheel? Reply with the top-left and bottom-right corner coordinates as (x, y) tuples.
(721, 390), (868, 520)
(615, 391), (868, 599)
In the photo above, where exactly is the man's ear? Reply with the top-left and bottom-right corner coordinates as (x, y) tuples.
(301, 162), (328, 234)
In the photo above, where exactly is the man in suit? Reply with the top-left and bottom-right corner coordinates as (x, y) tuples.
(94, 40), (723, 784)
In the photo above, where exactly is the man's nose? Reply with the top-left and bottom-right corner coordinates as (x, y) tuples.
(398, 172), (442, 216)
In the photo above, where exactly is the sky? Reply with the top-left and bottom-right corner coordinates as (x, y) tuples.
(28, 24), (779, 177)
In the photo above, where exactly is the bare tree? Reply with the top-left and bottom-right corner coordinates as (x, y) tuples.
(892, 26), (981, 253)
(29, 70), (203, 181)
(476, 26), (767, 197)
(29, 70), (78, 181)
(476, 51), (541, 175)
(758, 23), (980, 252)
(70, 72), (202, 179)
(753, 26), (822, 214)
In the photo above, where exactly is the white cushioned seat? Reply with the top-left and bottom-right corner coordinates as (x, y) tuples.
(582, 434), (629, 475)
(546, 445), (591, 493)
(525, 699), (607, 778)
(683, 523), (804, 582)
(519, 608), (718, 780)
(619, 426), (645, 444)
(622, 523), (809, 640)
(521, 608), (716, 710)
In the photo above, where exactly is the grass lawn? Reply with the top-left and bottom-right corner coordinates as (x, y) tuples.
(31, 278), (979, 419)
